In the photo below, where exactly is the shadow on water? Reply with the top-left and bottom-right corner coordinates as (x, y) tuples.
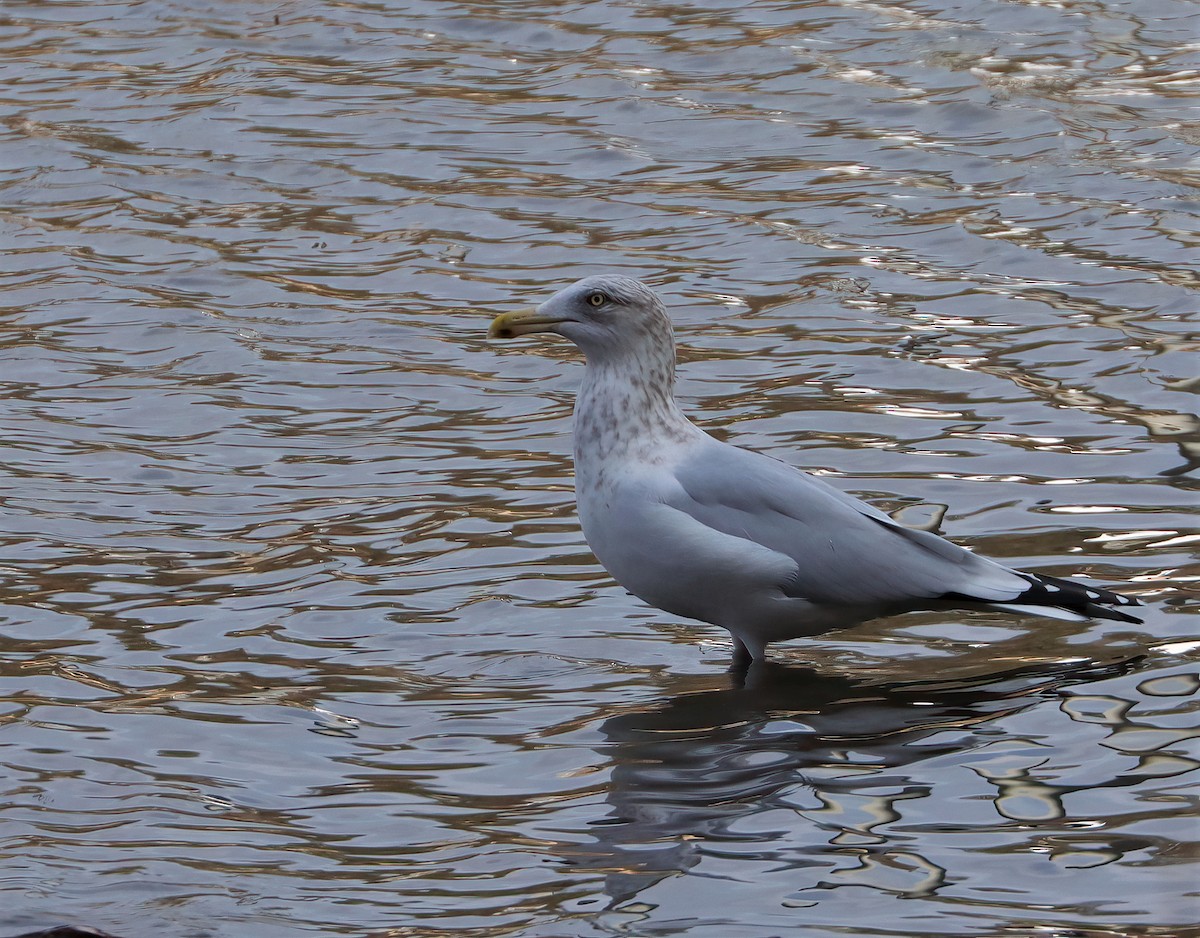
(574, 656), (1143, 909)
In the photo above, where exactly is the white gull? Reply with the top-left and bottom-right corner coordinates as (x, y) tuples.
(489, 275), (1142, 664)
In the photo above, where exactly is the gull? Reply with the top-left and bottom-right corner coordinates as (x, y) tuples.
(488, 276), (1142, 665)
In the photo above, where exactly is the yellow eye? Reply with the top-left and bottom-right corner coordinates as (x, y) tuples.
(587, 291), (608, 308)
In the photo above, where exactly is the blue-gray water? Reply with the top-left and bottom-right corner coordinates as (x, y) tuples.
(1, 1), (1197, 936)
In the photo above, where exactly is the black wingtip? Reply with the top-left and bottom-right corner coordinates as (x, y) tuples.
(1083, 601), (1144, 625)
(1018, 572), (1144, 624)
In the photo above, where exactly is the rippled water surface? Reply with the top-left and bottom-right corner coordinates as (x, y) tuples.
(2, 1), (1198, 936)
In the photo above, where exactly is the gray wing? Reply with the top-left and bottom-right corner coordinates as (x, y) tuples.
(668, 438), (1030, 607)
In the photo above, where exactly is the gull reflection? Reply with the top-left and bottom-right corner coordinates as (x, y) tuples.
(571, 657), (1139, 908)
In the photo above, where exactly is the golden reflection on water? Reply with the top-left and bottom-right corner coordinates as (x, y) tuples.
(0, 0), (1197, 936)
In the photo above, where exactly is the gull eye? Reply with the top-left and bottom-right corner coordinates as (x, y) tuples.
(586, 291), (608, 308)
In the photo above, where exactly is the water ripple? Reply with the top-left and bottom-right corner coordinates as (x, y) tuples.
(1, 0), (1196, 935)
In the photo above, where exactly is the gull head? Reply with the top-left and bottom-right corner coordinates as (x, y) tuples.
(489, 276), (675, 369)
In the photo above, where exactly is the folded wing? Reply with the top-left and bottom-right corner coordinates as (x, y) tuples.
(669, 439), (1063, 609)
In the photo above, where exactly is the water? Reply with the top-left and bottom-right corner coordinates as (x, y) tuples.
(1, 1), (1197, 935)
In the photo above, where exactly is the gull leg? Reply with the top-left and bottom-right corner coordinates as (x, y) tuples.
(730, 634), (764, 670)
(731, 636), (752, 669)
